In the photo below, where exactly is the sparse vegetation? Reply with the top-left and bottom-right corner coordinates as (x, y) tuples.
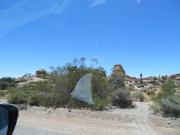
(159, 95), (180, 117)
(0, 90), (7, 97)
(151, 79), (180, 117)
(146, 89), (156, 96)
(111, 88), (133, 108)
(8, 89), (28, 104)
(0, 77), (16, 90)
(134, 92), (145, 102)
(4, 59), (179, 115)
(8, 58), (115, 110)
(0, 81), (8, 90)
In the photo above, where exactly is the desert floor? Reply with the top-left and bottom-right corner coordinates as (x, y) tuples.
(11, 102), (180, 135)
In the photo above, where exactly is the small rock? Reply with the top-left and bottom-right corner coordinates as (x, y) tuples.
(167, 121), (171, 125)
(68, 109), (71, 112)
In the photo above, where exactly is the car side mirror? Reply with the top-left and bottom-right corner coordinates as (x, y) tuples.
(0, 104), (18, 135)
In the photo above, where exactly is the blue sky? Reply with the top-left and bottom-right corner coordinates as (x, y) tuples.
(0, 0), (180, 77)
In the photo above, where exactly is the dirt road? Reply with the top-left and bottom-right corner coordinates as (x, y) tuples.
(14, 102), (180, 135)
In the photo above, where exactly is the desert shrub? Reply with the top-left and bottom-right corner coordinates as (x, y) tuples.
(0, 77), (17, 90)
(65, 59), (114, 110)
(150, 103), (161, 114)
(8, 90), (28, 104)
(91, 71), (114, 110)
(67, 97), (90, 109)
(93, 97), (108, 110)
(111, 88), (133, 108)
(151, 79), (180, 117)
(8, 78), (66, 107)
(66, 67), (113, 110)
(127, 85), (135, 91)
(50, 62), (113, 110)
(0, 90), (7, 97)
(0, 81), (8, 90)
(161, 79), (176, 96)
(1, 77), (15, 82)
(147, 90), (155, 96)
(29, 93), (51, 107)
(134, 92), (145, 102)
(159, 95), (180, 117)
(29, 94), (42, 106)
(152, 79), (176, 102)
(37, 93), (55, 107)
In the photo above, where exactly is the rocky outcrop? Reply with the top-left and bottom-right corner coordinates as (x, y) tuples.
(110, 64), (126, 88)
(17, 77), (45, 86)
(112, 64), (126, 81)
(169, 74), (180, 79)
(125, 73), (180, 91)
(169, 74), (180, 85)
(36, 69), (47, 78)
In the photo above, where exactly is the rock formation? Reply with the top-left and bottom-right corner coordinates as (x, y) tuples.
(36, 69), (47, 78)
(110, 64), (126, 88)
(112, 64), (126, 81)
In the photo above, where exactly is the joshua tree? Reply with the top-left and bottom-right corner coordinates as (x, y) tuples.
(140, 73), (143, 87)
(153, 77), (157, 85)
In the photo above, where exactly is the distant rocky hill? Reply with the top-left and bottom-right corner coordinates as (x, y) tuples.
(126, 73), (180, 90)
(110, 64), (180, 91)
(15, 67), (180, 90)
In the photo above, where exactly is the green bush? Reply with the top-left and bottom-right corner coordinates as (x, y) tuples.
(8, 90), (28, 104)
(67, 97), (90, 109)
(150, 103), (161, 114)
(93, 97), (107, 110)
(111, 88), (133, 108)
(151, 79), (180, 117)
(134, 92), (145, 102)
(159, 95), (180, 117)
(29, 93), (42, 106)
(147, 90), (155, 96)
(152, 79), (176, 102)
(161, 79), (176, 96)
(0, 90), (7, 97)
(53, 93), (69, 107)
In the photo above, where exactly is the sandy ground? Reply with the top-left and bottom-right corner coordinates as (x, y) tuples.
(12, 102), (180, 135)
